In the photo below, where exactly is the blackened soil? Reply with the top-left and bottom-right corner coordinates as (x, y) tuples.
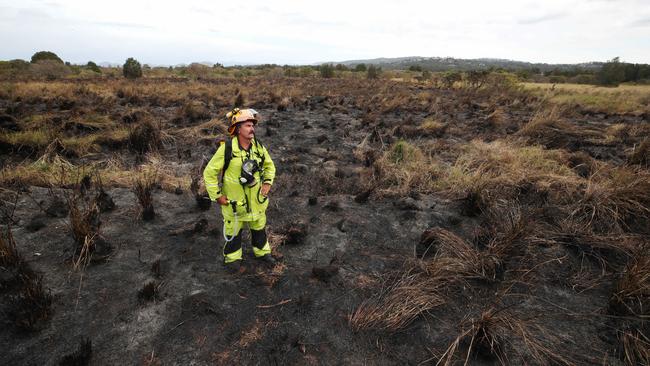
(1, 90), (647, 365)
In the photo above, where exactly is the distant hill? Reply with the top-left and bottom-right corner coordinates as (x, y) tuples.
(335, 56), (604, 72)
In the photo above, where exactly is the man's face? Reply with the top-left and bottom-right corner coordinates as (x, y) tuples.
(238, 121), (255, 140)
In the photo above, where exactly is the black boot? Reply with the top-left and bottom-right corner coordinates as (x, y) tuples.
(224, 260), (242, 274)
(255, 254), (276, 266)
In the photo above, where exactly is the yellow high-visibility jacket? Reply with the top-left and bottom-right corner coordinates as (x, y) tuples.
(203, 137), (275, 221)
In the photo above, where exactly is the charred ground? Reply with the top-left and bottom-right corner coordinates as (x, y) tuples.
(1, 76), (649, 365)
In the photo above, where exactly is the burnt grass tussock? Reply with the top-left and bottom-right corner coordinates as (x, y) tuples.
(0, 76), (649, 364)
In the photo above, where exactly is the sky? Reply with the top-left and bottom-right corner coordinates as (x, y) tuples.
(1, 0), (649, 66)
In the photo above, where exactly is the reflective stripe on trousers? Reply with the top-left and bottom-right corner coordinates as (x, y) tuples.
(223, 215), (271, 263)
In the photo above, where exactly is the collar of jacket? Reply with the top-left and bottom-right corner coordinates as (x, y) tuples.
(232, 137), (260, 154)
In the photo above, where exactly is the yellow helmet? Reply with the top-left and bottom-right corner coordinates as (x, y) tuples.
(226, 108), (259, 136)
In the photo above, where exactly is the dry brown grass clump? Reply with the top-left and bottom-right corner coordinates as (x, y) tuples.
(128, 119), (163, 154)
(351, 228), (503, 332)
(370, 140), (441, 197)
(418, 228), (500, 280)
(420, 119), (448, 137)
(437, 307), (575, 366)
(628, 138), (649, 167)
(133, 168), (157, 220)
(0, 225), (23, 270)
(1, 226), (53, 332)
(174, 101), (212, 124)
(436, 139), (578, 215)
(571, 167), (650, 233)
(7, 274), (54, 332)
(516, 107), (602, 150)
(618, 327), (650, 366)
(66, 192), (104, 268)
(609, 248), (650, 317)
(349, 264), (452, 332)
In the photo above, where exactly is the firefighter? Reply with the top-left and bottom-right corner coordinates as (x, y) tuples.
(203, 108), (276, 272)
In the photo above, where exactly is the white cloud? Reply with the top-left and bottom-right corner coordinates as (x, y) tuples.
(0, 0), (648, 64)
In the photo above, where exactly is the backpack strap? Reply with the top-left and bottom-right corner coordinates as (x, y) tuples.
(219, 138), (233, 188)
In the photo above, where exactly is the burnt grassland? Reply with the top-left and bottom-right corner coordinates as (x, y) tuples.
(0, 75), (648, 365)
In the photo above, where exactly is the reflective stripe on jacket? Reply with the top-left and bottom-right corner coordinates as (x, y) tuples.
(203, 137), (275, 221)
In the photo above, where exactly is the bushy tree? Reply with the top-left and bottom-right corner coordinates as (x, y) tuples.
(30, 51), (63, 64)
(441, 71), (462, 88)
(465, 70), (489, 88)
(86, 61), (101, 73)
(367, 65), (381, 79)
(0, 59), (30, 78)
(123, 57), (143, 79)
(354, 63), (367, 72)
(597, 57), (625, 86)
(319, 63), (335, 78)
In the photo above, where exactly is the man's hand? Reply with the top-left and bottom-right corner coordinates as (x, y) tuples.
(261, 183), (271, 197)
(217, 195), (229, 206)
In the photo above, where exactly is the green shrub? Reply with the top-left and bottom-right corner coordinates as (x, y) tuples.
(30, 51), (63, 64)
(354, 64), (367, 72)
(548, 75), (567, 84)
(0, 59), (30, 78)
(319, 63), (335, 78)
(442, 71), (462, 87)
(86, 61), (101, 73)
(572, 74), (596, 84)
(123, 57), (143, 79)
(367, 65), (381, 79)
(29, 60), (71, 79)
